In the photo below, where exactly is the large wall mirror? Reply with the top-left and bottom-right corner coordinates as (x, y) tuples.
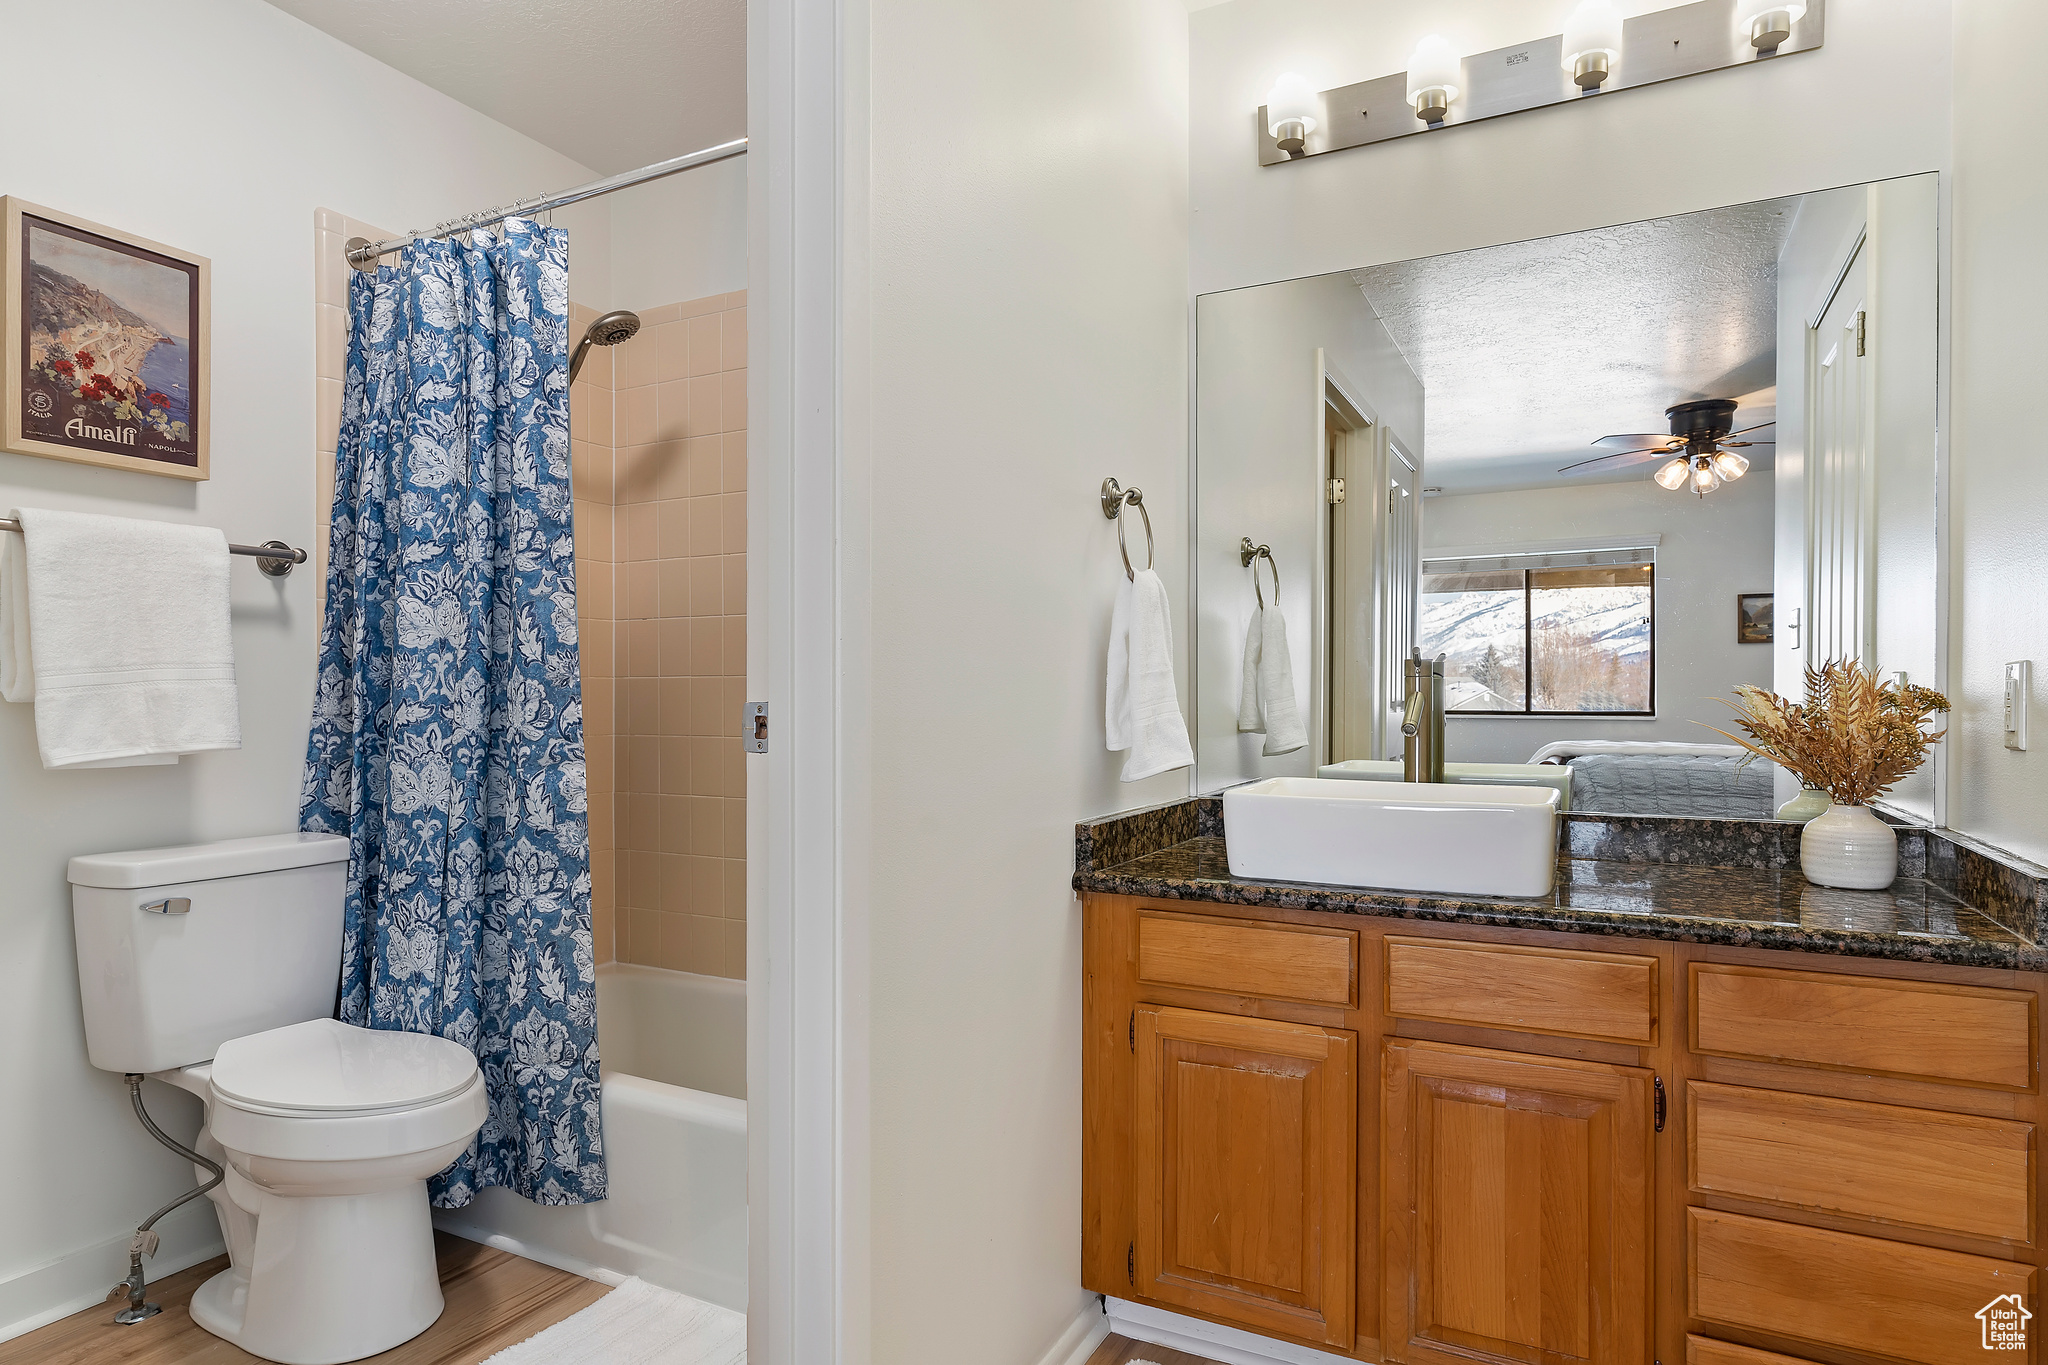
(1194, 172), (1940, 820)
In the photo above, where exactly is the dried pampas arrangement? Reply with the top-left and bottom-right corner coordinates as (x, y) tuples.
(1708, 660), (1950, 807)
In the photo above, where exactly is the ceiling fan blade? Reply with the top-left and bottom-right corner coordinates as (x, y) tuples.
(1558, 448), (1671, 476)
(1726, 420), (1777, 437)
(1719, 439), (1775, 447)
(1590, 432), (1678, 450)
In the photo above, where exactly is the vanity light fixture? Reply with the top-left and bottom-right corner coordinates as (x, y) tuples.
(1264, 73), (1320, 156)
(1653, 459), (1691, 491)
(1255, 0), (1823, 165)
(1561, 0), (1624, 89)
(1738, 0), (1806, 51)
(1405, 35), (1462, 124)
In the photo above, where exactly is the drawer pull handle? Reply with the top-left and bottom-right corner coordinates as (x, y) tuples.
(141, 897), (191, 915)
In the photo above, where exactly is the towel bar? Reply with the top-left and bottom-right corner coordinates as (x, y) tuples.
(1100, 477), (1153, 582)
(0, 518), (307, 577)
(1240, 537), (1279, 606)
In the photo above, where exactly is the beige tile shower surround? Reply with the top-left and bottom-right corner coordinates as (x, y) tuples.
(315, 212), (746, 977)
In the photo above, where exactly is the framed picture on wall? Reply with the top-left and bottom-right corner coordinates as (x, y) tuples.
(1, 198), (209, 480)
(1737, 592), (1773, 644)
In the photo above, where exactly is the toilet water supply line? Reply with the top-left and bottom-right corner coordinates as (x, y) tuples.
(110, 1074), (225, 1325)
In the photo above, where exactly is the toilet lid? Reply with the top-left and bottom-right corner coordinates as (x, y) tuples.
(211, 1018), (480, 1115)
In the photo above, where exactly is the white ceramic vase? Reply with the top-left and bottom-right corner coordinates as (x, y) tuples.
(1799, 803), (1898, 890)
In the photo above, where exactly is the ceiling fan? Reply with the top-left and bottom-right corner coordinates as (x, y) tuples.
(1557, 398), (1775, 497)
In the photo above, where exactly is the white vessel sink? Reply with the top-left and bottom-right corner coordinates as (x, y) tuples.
(1223, 777), (1560, 898)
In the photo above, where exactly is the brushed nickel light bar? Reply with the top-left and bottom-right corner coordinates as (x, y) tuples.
(344, 136), (749, 270)
(1256, 0), (1823, 166)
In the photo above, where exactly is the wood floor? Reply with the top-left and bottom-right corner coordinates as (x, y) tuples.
(1085, 1332), (1229, 1365)
(0, 1232), (612, 1365)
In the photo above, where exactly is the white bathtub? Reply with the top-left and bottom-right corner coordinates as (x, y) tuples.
(434, 963), (747, 1311)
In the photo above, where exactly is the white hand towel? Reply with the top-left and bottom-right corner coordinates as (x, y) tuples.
(0, 507), (240, 769)
(1254, 606), (1307, 756)
(1237, 610), (1264, 735)
(1236, 606), (1307, 756)
(1106, 567), (1194, 782)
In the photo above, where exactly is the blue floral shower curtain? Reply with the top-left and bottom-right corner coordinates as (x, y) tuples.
(301, 218), (603, 1207)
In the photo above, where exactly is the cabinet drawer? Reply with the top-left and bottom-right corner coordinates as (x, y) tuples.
(1138, 912), (1355, 1006)
(1688, 1081), (2034, 1243)
(1686, 1336), (1823, 1365)
(1688, 1209), (2035, 1365)
(1385, 936), (1656, 1044)
(1690, 963), (2036, 1090)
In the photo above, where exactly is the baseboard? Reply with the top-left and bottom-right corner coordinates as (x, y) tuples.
(0, 1201), (223, 1344)
(1104, 1297), (1361, 1365)
(1035, 1298), (1112, 1365)
(432, 1213), (628, 1287)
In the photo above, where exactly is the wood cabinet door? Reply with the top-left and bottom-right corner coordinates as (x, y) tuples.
(1134, 1006), (1357, 1347)
(1382, 1039), (1653, 1365)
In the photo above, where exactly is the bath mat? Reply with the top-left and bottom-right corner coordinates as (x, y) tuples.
(481, 1276), (746, 1364)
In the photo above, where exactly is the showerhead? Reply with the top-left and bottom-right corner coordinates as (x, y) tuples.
(567, 309), (642, 383)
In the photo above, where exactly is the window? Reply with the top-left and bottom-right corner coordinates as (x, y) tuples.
(1418, 547), (1655, 715)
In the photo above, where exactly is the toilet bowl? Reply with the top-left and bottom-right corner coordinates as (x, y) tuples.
(68, 833), (489, 1365)
(154, 1019), (488, 1365)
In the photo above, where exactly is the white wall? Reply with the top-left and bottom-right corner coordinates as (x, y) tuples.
(856, 0), (1192, 1359)
(607, 156), (748, 310)
(1195, 273), (1422, 789)
(1424, 476), (1775, 763)
(1947, 0), (2048, 864)
(0, 0), (602, 1337)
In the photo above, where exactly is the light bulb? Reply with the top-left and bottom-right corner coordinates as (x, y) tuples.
(1653, 458), (1690, 491)
(1737, 0), (1807, 49)
(1265, 72), (1319, 153)
(1406, 35), (1462, 122)
(1561, 0), (1624, 88)
(1691, 459), (1720, 494)
(1710, 449), (1750, 481)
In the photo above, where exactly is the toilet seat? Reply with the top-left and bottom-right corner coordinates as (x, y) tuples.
(212, 1017), (479, 1116)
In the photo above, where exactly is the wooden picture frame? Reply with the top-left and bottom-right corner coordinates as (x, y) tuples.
(1736, 592), (1773, 644)
(2, 198), (209, 480)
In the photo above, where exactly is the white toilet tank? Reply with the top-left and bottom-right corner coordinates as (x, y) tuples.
(70, 833), (353, 1074)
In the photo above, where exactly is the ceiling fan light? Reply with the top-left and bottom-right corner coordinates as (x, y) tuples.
(1691, 460), (1720, 494)
(1710, 449), (1750, 481)
(1653, 458), (1691, 491)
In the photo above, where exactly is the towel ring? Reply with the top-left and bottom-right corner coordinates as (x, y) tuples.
(1104, 478), (1153, 581)
(1239, 538), (1279, 607)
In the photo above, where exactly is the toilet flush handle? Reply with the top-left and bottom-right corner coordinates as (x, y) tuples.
(140, 898), (190, 915)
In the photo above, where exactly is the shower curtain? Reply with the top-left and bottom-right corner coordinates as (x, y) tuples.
(300, 218), (603, 1207)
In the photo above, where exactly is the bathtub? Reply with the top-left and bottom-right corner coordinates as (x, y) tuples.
(434, 963), (747, 1311)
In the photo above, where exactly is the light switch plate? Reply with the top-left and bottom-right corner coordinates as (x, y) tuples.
(2005, 662), (2030, 752)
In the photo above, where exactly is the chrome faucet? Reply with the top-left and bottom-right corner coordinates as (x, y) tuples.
(1401, 649), (1447, 783)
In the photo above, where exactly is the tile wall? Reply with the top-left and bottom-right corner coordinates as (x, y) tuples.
(574, 291), (749, 978)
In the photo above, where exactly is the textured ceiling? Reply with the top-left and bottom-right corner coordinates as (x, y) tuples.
(261, 0), (744, 174)
(1354, 196), (1800, 493)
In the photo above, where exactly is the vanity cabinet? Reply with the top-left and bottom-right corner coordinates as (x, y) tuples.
(1381, 1040), (1652, 1365)
(1133, 1007), (1356, 1347)
(1082, 892), (2048, 1365)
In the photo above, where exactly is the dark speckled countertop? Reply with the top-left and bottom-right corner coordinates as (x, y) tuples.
(1074, 798), (2048, 971)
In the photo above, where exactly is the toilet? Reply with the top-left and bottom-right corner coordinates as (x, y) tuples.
(70, 833), (488, 1365)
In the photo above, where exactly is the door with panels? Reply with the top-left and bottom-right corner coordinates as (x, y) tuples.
(1133, 1005), (1358, 1349)
(1382, 1039), (1653, 1365)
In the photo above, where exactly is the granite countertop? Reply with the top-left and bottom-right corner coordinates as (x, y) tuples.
(1073, 800), (2046, 970)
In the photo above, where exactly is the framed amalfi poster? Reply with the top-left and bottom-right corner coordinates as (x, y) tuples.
(1, 198), (209, 480)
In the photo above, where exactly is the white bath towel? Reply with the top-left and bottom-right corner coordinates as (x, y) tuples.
(1236, 606), (1307, 756)
(1106, 567), (1194, 782)
(0, 507), (239, 769)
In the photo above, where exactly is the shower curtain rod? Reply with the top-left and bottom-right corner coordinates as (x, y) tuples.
(345, 136), (748, 270)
